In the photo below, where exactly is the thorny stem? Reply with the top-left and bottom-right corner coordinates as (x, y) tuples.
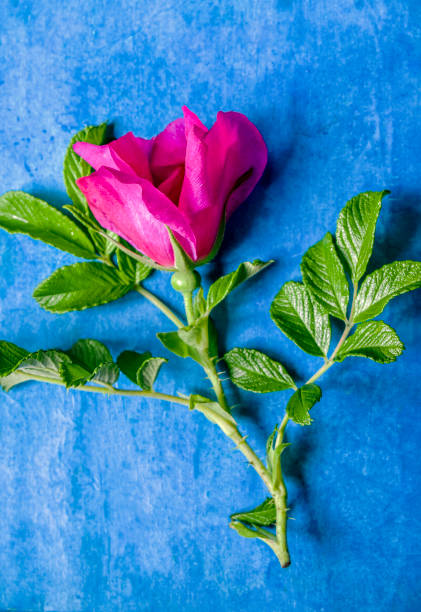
(136, 282), (274, 493)
(61, 267), (359, 569)
(204, 358), (273, 492)
(271, 281), (359, 566)
(271, 411), (291, 566)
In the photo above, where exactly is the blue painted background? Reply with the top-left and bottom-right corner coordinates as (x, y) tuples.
(0, 1), (420, 610)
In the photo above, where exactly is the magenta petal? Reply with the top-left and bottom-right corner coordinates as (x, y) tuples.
(158, 166), (185, 204)
(150, 117), (187, 184)
(73, 132), (153, 181)
(188, 206), (224, 262)
(179, 110), (267, 221)
(205, 111), (268, 218)
(76, 168), (197, 267)
(178, 123), (211, 216)
(182, 106), (208, 138)
(73, 141), (115, 170)
(176, 107), (210, 214)
(108, 132), (153, 181)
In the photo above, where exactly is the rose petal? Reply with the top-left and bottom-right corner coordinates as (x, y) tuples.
(182, 106), (208, 138)
(179, 111), (267, 219)
(73, 132), (153, 182)
(150, 117), (187, 184)
(205, 111), (268, 217)
(157, 166), (185, 204)
(178, 123), (211, 215)
(76, 167), (197, 267)
(188, 205), (225, 262)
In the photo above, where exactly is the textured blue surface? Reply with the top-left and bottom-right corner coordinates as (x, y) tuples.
(0, 1), (420, 610)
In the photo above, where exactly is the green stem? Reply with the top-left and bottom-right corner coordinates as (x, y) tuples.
(26, 374), (190, 406)
(277, 412), (289, 442)
(204, 361), (230, 412)
(204, 358), (273, 492)
(273, 489), (290, 568)
(135, 286), (184, 328)
(270, 281), (359, 566)
(306, 280), (358, 385)
(272, 411), (291, 567)
(183, 291), (195, 325)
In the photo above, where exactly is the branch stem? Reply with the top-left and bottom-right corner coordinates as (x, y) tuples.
(273, 489), (290, 567)
(25, 374), (190, 406)
(270, 281), (359, 567)
(306, 281), (358, 385)
(183, 291), (195, 325)
(204, 359), (274, 491)
(272, 411), (291, 566)
(135, 286), (184, 328)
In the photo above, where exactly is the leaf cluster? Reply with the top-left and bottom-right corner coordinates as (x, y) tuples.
(224, 191), (421, 427)
(0, 124), (153, 314)
(0, 338), (167, 392)
(157, 260), (272, 367)
(226, 190), (421, 546)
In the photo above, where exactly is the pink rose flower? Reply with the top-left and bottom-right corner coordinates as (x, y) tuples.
(74, 107), (267, 268)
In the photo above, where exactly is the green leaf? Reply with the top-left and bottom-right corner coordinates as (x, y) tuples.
(0, 341), (30, 376)
(231, 498), (276, 526)
(138, 357), (167, 390)
(157, 315), (215, 365)
(16, 349), (70, 377)
(286, 384), (322, 426)
(335, 321), (404, 363)
(63, 123), (108, 212)
(206, 260), (273, 312)
(0, 370), (30, 391)
(353, 261), (421, 323)
(69, 338), (113, 370)
(117, 248), (152, 284)
(91, 362), (119, 385)
(230, 521), (261, 539)
(230, 521), (276, 542)
(116, 350), (167, 390)
(167, 228), (194, 272)
(336, 190), (390, 282)
(0, 191), (96, 259)
(63, 124), (122, 257)
(265, 426), (277, 471)
(60, 338), (119, 387)
(270, 281), (331, 357)
(193, 287), (207, 319)
(224, 348), (296, 393)
(60, 361), (119, 388)
(265, 425), (290, 487)
(0, 349), (70, 391)
(188, 393), (213, 410)
(33, 262), (133, 313)
(0, 339), (120, 391)
(117, 350), (150, 385)
(64, 204), (117, 257)
(301, 232), (349, 320)
(101, 233), (118, 257)
(58, 362), (92, 387)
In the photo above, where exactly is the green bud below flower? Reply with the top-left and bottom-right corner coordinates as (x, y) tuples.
(171, 269), (201, 294)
